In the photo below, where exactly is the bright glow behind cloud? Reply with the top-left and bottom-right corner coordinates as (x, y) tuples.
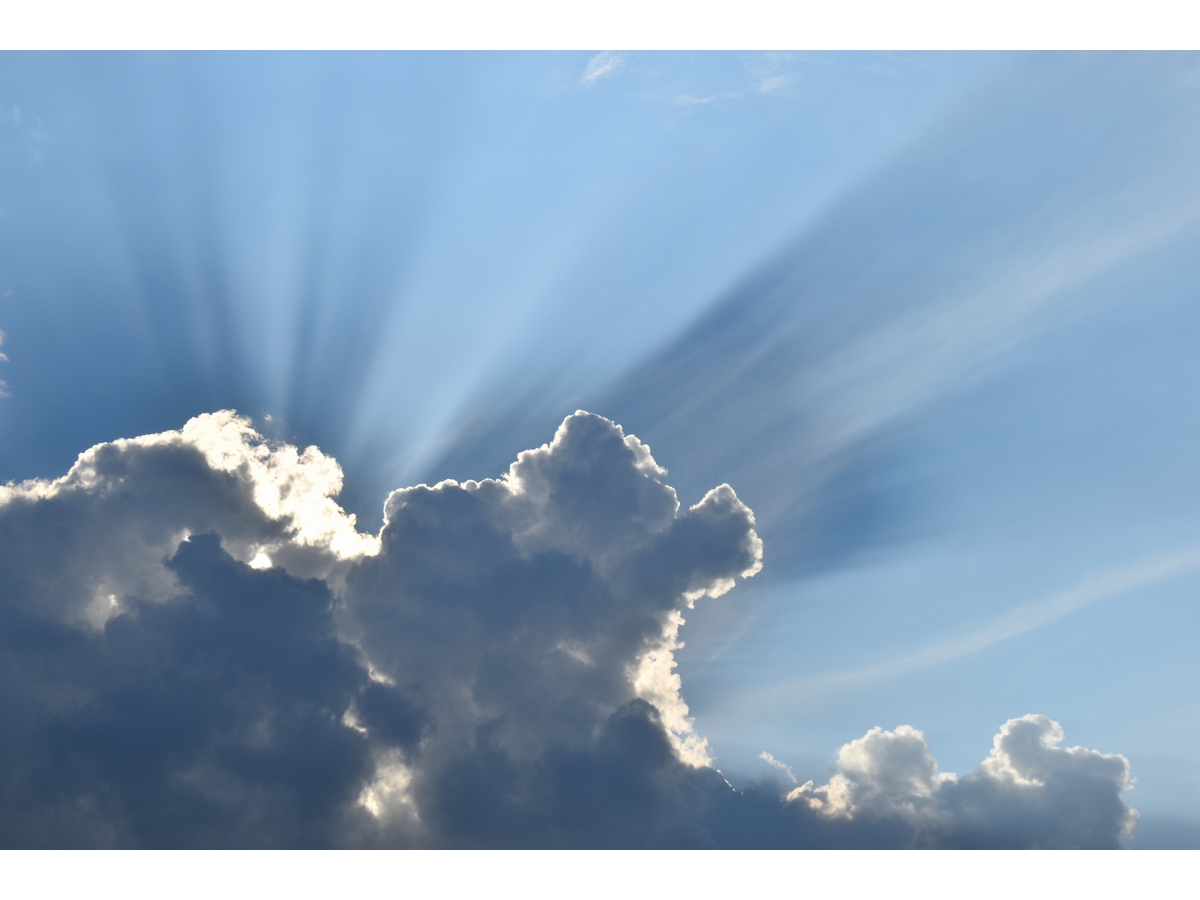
(1, 50), (1190, 846)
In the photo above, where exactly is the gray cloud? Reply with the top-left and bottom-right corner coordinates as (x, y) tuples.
(0, 411), (1135, 846)
(343, 412), (761, 845)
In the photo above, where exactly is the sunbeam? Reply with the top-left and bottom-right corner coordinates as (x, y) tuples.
(3, 50), (1199, 847)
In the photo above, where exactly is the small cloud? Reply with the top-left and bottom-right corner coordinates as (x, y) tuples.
(788, 716), (1137, 846)
(3, 105), (51, 167)
(760, 750), (798, 783)
(670, 88), (744, 107)
(746, 52), (796, 96)
(756, 75), (791, 94)
(580, 51), (626, 86)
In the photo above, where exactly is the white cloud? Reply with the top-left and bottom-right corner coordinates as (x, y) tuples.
(3, 103), (50, 166)
(580, 52), (626, 86)
(791, 715), (1136, 847)
(791, 724), (954, 818)
(759, 751), (798, 783)
(746, 52), (796, 95)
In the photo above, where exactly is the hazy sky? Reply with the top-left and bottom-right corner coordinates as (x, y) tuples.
(1, 51), (1198, 848)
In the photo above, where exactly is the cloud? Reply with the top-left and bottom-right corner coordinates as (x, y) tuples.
(745, 541), (1200, 707)
(343, 410), (762, 845)
(2, 103), (49, 167)
(746, 52), (795, 95)
(580, 52), (626, 86)
(0, 534), (386, 847)
(0, 410), (1136, 846)
(760, 751), (798, 783)
(0, 410), (375, 631)
(789, 715), (1137, 848)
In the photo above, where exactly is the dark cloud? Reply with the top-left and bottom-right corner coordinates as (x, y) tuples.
(0, 410), (1136, 847)
(0, 534), (390, 847)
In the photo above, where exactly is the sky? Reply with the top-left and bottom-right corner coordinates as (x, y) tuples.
(1, 51), (1198, 848)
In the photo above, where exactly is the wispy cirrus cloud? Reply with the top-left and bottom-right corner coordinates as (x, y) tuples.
(580, 51), (626, 86)
(581, 52), (1200, 580)
(747, 52), (796, 95)
(666, 53), (799, 105)
(1, 103), (49, 167)
(742, 541), (1200, 709)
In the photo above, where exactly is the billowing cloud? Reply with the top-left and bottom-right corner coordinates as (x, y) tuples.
(0, 410), (375, 631)
(0, 411), (1135, 847)
(789, 716), (1137, 848)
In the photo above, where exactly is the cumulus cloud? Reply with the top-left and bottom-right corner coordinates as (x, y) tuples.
(788, 716), (1137, 848)
(0, 410), (375, 631)
(0, 410), (1136, 847)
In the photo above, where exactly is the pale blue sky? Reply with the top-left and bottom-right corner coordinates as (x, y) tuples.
(2, 51), (1198, 846)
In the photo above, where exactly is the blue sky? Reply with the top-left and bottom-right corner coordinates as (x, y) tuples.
(2, 51), (1198, 847)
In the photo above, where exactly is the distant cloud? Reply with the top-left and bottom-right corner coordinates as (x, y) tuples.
(0, 411), (1136, 846)
(669, 89), (744, 107)
(760, 751), (798, 783)
(790, 716), (1137, 848)
(580, 52), (626, 86)
(747, 52), (796, 95)
(2, 103), (49, 167)
(665, 53), (798, 105)
(756, 75), (791, 94)
(748, 542), (1200, 707)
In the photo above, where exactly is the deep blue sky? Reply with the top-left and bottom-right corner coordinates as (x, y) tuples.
(3, 52), (1199, 846)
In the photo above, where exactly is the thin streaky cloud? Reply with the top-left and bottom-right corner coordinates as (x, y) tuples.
(759, 750), (798, 783)
(580, 52), (626, 86)
(746, 541), (1200, 706)
(746, 52), (796, 95)
(670, 89), (744, 106)
(755, 75), (791, 94)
